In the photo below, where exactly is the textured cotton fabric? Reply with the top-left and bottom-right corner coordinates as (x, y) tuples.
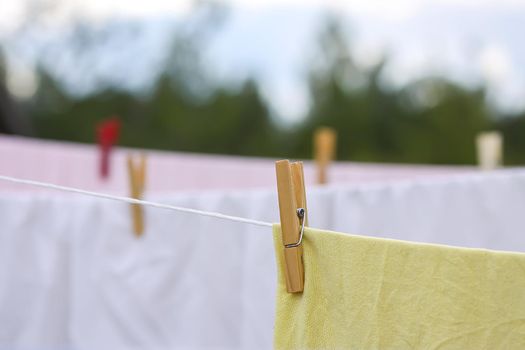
(273, 224), (525, 349)
(0, 195), (71, 349)
(3, 171), (525, 348)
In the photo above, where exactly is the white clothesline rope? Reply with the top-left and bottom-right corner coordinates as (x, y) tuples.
(0, 175), (273, 228)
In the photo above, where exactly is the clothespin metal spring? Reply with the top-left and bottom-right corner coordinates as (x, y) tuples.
(285, 208), (306, 248)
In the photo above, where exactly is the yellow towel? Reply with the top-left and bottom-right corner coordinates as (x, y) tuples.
(273, 224), (525, 349)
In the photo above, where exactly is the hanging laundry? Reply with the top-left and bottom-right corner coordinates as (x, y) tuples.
(0, 134), (473, 193)
(0, 195), (71, 348)
(272, 225), (525, 349)
(3, 170), (525, 349)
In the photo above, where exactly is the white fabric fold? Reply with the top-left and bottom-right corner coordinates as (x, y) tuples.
(1, 170), (525, 348)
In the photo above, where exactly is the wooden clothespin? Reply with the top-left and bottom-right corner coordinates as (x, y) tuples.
(314, 127), (337, 184)
(476, 131), (503, 170)
(96, 117), (121, 179)
(127, 154), (147, 237)
(276, 160), (308, 293)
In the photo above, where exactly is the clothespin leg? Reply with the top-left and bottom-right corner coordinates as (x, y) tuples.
(131, 203), (144, 237)
(127, 154), (147, 237)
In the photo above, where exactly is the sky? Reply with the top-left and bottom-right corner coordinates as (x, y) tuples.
(2, 0), (525, 122)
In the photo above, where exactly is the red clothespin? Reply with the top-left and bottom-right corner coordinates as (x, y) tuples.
(96, 117), (121, 179)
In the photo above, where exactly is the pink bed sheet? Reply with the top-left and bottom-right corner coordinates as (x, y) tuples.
(0, 135), (475, 194)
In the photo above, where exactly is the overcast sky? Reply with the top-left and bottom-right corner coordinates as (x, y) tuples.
(2, 0), (525, 122)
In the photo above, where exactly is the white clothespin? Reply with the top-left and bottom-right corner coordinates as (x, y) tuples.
(476, 131), (503, 170)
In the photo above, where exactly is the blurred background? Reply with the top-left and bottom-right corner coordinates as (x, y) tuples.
(1, 0), (525, 164)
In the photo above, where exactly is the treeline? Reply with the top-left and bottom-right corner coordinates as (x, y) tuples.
(3, 18), (525, 165)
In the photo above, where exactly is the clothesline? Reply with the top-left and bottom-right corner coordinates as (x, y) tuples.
(0, 175), (273, 228)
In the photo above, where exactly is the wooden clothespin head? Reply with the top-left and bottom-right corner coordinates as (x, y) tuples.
(127, 153), (147, 237)
(476, 131), (503, 171)
(276, 160), (308, 293)
(96, 117), (121, 180)
(314, 127), (337, 184)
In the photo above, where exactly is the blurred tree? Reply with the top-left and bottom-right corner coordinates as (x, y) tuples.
(7, 12), (525, 165)
(23, 0), (280, 157)
(0, 50), (33, 135)
(494, 112), (525, 165)
(27, 34), (281, 157)
(0, 51), (8, 133)
(295, 19), (408, 162)
(297, 17), (493, 164)
(397, 79), (491, 164)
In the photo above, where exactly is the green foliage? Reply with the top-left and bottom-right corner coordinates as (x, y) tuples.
(292, 20), (495, 165)
(28, 69), (281, 156)
(10, 17), (525, 165)
(495, 113), (525, 165)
